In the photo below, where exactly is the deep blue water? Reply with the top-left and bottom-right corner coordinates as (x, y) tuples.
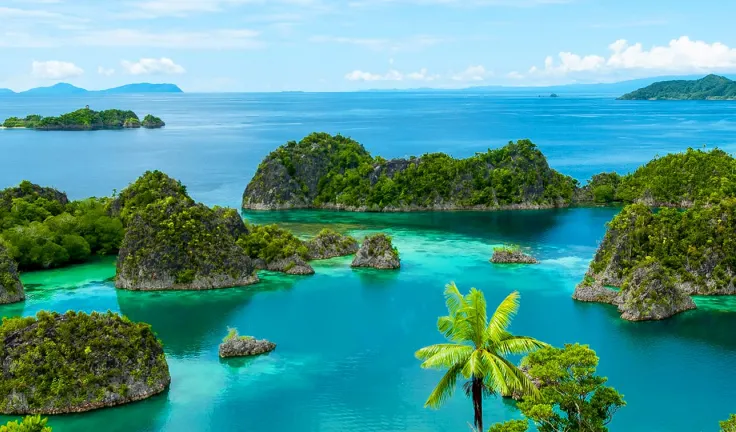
(1, 92), (736, 432)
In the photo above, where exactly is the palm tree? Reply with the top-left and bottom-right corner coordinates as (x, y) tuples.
(415, 282), (547, 432)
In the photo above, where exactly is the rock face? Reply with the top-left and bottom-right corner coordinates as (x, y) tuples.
(617, 261), (696, 321)
(242, 133), (577, 211)
(219, 336), (276, 358)
(0, 246), (24, 305)
(490, 248), (538, 264)
(253, 255), (315, 275)
(572, 279), (619, 304)
(116, 199), (259, 290)
(351, 234), (400, 270)
(306, 229), (359, 260)
(0, 311), (170, 415)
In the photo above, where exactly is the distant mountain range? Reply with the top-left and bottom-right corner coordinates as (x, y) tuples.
(618, 75), (736, 100)
(0, 83), (183, 95)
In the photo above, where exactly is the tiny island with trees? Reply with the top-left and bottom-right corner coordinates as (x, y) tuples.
(618, 74), (736, 100)
(1, 107), (165, 130)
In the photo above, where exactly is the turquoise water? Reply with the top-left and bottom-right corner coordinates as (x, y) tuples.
(1, 93), (736, 431)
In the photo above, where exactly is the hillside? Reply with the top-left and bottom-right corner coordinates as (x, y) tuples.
(4, 83), (183, 95)
(618, 74), (736, 100)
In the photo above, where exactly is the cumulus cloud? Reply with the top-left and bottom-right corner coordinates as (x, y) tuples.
(452, 65), (491, 81)
(525, 36), (736, 79)
(31, 60), (84, 79)
(97, 66), (115, 76)
(120, 57), (185, 75)
(344, 67), (438, 82)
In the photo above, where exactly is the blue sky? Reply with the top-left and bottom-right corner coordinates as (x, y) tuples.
(2, 0), (736, 92)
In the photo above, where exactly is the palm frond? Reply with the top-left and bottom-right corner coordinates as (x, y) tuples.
(496, 334), (549, 356)
(486, 291), (520, 343)
(416, 344), (473, 370)
(424, 364), (463, 409)
(491, 354), (541, 400)
(463, 288), (488, 348)
(444, 282), (466, 316)
(479, 350), (513, 396)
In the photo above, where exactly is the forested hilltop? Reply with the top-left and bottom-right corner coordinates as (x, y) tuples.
(2, 107), (165, 130)
(618, 74), (736, 100)
(243, 133), (578, 211)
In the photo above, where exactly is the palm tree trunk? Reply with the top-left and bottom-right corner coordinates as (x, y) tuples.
(472, 377), (483, 432)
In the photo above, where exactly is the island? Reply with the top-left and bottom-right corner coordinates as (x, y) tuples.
(219, 328), (276, 358)
(0, 244), (24, 305)
(115, 171), (259, 290)
(618, 74), (736, 100)
(243, 133), (577, 212)
(351, 234), (401, 270)
(237, 224), (315, 275)
(490, 245), (538, 264)
(2, 82), (182, 96)
(2, 107), (165, 130)
(0, 311), (170, 414)
(305, 229), (359, 260)
(573, 199), (736, 320)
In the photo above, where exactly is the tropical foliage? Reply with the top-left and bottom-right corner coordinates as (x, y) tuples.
(487, 420), (529, 432)
(619, 74), (736, 100)
(0, 181), (123, 270)
(416, 283), (547, 432)
(237, 224), (309, 263)
(516, 344), (624, 432)
(721, 414), (736, 432)
(0, 415), (52, 432)
(222, 327), (253, 343)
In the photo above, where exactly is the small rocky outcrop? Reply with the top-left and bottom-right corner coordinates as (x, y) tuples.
(253, 255), (315, 275)
(351, 234), (400, 270)
(116, 198), (258, 291)
(219, 329), (276, 358)
(617, 261), (696, 321)
(0, 245), (24, 305)
(572, 278), (619, 304)
(141, 115), (165, 129)
(490, 247), (538, 264)
(0, 311), (170, 415)
(306, 229), (359, 260)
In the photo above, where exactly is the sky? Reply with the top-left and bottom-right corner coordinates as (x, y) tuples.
(2, 0), (736, 92)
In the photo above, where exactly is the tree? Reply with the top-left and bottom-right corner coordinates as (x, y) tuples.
(517, 343), (625, 432)
(415, 283), (547, 432)
(487, 420), (529, 432)
(0, 415), (52, 432)
(721, 414), (736, 432)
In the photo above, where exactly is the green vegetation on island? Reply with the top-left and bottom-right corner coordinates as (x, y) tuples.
(0, 181), (123, 271)
(618, 74), (736, 100)
(415, 284), (547, 432)
(0, 311), (170, 415)
(2, 107), (165, 130)
(243, 133), (577, 211)
(490, 244), (538, 264)
(305, 228), (359, 260)
(722, 415), (736, 431)
(219, 327), (276, 358)
(351, 233), (400, 269)
(1, 415), (52, 432)
(0, 244), (25, 305)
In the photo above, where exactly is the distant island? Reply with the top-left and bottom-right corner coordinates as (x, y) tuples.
(2, 107), (165, 130)
(618, 74), (736, 100)
(0, 83), (183, 96)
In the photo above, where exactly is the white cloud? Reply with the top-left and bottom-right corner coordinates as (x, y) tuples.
(78, 29), (262, 49)
(345, 67), (438, 82)
(121, 58), (186, 75)
(98, 66), (115, 76)
(311, 34), (443, 52)
(31, 60), (84, 79)
(525, 36), (736, 79)
(452, 65), (492, 81)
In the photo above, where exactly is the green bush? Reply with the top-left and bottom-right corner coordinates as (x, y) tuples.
(0, 415), (51, 432)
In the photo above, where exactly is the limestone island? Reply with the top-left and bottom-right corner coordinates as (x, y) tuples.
(572, 199), (736, 320)
(219, 328), (276, 358)
(0, 244), (24, 304)
(618, 74), (736, 101)
(490, 245), (538, 264)
(238, 224), (315, 275)
(2, 107), (165, 130)
(243, 133), (577, 212)
(114, 171), (259, 290)
(0, 311), (170, 415)
(306, 229), (359, 260)
(351, 234), (400, 270)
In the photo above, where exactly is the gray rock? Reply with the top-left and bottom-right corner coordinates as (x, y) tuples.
(219, 337), (276, 358)
(264, 255), (315, 275)
(490, 249), (538, 264)
(306, 229), (359, 260)
(351, 234), (400, 270)
(572, 278), (619, 304)
(617, 261), (696, 321)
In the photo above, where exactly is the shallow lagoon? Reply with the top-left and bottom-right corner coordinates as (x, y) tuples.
(1, 209), (735, 431)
